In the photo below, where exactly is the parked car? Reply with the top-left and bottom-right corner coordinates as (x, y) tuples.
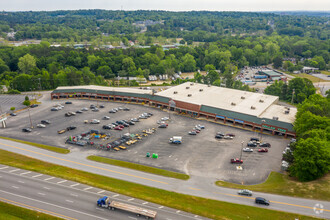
(243, 148), (253, 152)
(41, 120), (51, 124)
(112, 122), (118, 126)
(255, 197), (270, 206)
(30, 104), (38, 108)
(103, 125), (112, 129)
(238, 189), (253, 196)
(231, 158), (243, 164)
(92, 108), (99, 112)
(114, 126), (123, 131)
(90, 119), (100, 124)
(158, 124), (167, 128)
(99, 105), (105, 108)
(258, 148), (268, 152)
(193, 129), (200, 133)
(57, 129), (66, 134)
(103, 116), (110, 120)
(109, 110), (116, 113)
(131, 118), (139, 122)
(65, 101), (72, 104)
(223, 135), (233, 139)
(123, 107), (130, 111)
(247, 142), (258, 147)
(161, 117), (169, 121)
(196, 124), (205, 129)
(188, 131), (197, 135)
(250, 137), (260, 142)
(215, 134), (223, 139)
(128, 121), (135, 125)
(67, 126), (76, 130)
(76, 110), (83, 114)
(22, 128), (32, 132)
(226, 133), (235, 137)
(65, 112), (72, 117)
(10, 113), (17, 116)
(51, 108), (59, 111)
(260, 143), (271, 148)
(81, 107), (88, 111)
(123, 123), (130, 127)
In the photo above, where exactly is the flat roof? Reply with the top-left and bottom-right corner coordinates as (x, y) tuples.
(260, 105), (297, 123)
(157, 82), (279, 117)
(259, 70), (282, 77)
(54, 85), (153, 95)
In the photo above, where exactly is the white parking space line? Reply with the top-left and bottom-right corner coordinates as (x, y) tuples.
(176, 210), (181, 213)
(158, 206), (164, 209)
(20, 171), (31, 175)
(44, 177), (55, 181)
(83, 187), (93, 191)
(128, 217), (137, 220)
(12, 186), (19, 189)
(142, 202), (148, 205)
(0, 166), (8, 169)
(57, 180), (67, 184)
(194, 215), (199, 218)
(70, 193), (78, 197)
(32, 174), (43, 178)
(70, 183), (80, 187)
(9, 169), (20, 173)
(127, 198), (134, 201)
(18, 180), (24, 183)
(95, 207), (105, 211)
(112, 194), (119, 198)
(66, 200), (74, 203)
(43, 187), (51, 190)
(38, 192), (45, 196)
(97, 190), (105, 194)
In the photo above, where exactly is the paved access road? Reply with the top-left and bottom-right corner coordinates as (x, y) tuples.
(0, 139), (329, 219)
(0, 165), (206, 220)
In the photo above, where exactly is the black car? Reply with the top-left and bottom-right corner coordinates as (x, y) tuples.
(158, 124), (167, 128)
(65, 101), (72, 104)
(255, 197), (270, 206)
(67, 126), (76, 130)
(250, 137), (260, 142)
(116, 121), (124, 125)
(10, 113), (17, 116)
(123, 123), (130, 127)
(99, 105), (105, 108)
(260, 143), (271, 148)
(22, 128), (32, 132)
(41, 120), (51, 124)
(128, 121), (135, 125)
(76, 110), (83, 113)
(123, 107), (130, 111)
(215, 134), (223, 139)
(92, 108), (99, 112)
(112, 122), (118, 126)
(247, 142), (258, 147)
(103, 125), (112, 129)
(109, 110), (116, 113)
(30, 104), (38, 108)
(90, 104), (96, 109)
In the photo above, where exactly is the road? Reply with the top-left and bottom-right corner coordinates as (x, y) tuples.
(0, 165), (206, 220)
(0, 139), (329, 219)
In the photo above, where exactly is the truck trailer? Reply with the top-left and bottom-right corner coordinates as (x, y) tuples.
(169, 136), (182, 144)
(97, 196), (157, 219)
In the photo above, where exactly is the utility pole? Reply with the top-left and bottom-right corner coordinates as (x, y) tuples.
(260, 120), (265, 143)
(28, 107), (33, 128)
(240, 141), (244, 161)
(291, 89), (295, 104)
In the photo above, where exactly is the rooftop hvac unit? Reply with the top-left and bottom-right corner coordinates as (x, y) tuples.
(208, 84), (211, 87)
(286, 107), (290, 110)
(259, 99), (264, 103)
(273, 117), (279, 120)
(199, 89), (203, 92)
(190, 83), (194, 86)
(285, 110), (290, 114)
(231, 102), (236, 106)
(186, 86), (190, 89)
(241, 96), (245, 99)
(173, 91), (178, 94)
(251, 106), (256, 110)
(188, 94), (192, 97)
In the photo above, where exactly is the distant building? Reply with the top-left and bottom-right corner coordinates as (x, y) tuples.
(302, 66), (319, 74)
(258, 69), (283, 81)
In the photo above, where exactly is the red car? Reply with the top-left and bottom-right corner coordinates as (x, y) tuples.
(193, 129), (200, 133)
(114, 126), (123, 131)
(118, 125), (125, 129)
(231, 158), (243, 164)
(258, 148), (268, 152)
(226, 133), (236, 137)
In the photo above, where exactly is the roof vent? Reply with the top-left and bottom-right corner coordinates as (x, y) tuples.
(199, 89), (203, 92)
(251, 106), (256, 110)
(208, 84), (211, 87)
(241, 96), (245, 99)
(231, 102), (236, 106)
(259, 99), (264, 103)
(284, 110), (290, 114)
(188, 94), (192, 97)
(273, 116), (279, 120)
(186, 86), (190, 89)
(190, 83), (194, 86)
(286, 107), (290, 110)
(173, 91), (178, 94)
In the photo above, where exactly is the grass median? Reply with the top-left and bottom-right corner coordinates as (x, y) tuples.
(216, 171), (330, 201)
(0, 149), (318, 220)
(0, 201), (62, 220)
(87, 155), (189, 180)
(0, 136), (70, 154)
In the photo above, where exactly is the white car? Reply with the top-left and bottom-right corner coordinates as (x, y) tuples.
(161, 117), (169, 121)
(243, 148), (253, 152)
(103, 116), (110, 120)
(37, 124), (46, 128)
(223, 135), (233, 139)
(81, 107), (88, 111)
(90, 119), (100, 124)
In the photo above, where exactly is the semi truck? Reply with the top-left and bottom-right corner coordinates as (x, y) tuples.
(97, 196), (157, 219)
(169, 136), (182, 144)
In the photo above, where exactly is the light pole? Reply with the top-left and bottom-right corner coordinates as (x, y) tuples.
(260, 120), (266, 143)
(28, 107), (33, 128)
(240, 141), (244, 161)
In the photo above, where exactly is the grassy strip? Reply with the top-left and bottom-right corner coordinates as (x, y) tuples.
(87, 155), (189, 180)
(0, 137), (70, 154)
(216, 172), (330, 201)
(0, 201), (62, 220)
(0, 149), (318, 220)
(286, 73), (327, 82)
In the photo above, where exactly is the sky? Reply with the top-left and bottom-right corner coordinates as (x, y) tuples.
(1, 0), (329, 12)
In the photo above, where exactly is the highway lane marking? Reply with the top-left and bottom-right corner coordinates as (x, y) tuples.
(18, 180), (24, 183)
(0, 166), (8, 169)
(9, 169), (20, 173)
(112, 194), (119, 197)
(12, 186), (19, 189)
(43, 187), (51, 190)
(188, 187), (201, 191)
(32, 174), (43, 178)
(20, 171), (31, 175)
(176, 210), (181, 213)
(128, 217), (137, 220)
(0, 142), (169, 185)
(0, 196), (77, 220)
(95, 207), (105, 211)
(57, 180), (67, 184)
(44, 177), (55, 181)
(143, 202), (148, 205)
(66, 200), (74, 203)
(38, 192), (45, 196)
(97, 190), (105, 194)
(128, 198), (134, 201)
(83, 187), (93, 191)
(194, 215), (199, 218)
(70, 183), (80, 187)
(158, 206), (164, 209)
(70, 193), (78, 197)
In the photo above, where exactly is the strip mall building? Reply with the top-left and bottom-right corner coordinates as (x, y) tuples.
(51, 82), (297, 138)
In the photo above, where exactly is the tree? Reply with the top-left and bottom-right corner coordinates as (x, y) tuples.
(10, 107), (15, 111)
(122, 57), (136, 77)
(18, 54), (36, 74)
(23, 96), (30, 106)
(273, 56), (283, 69)
(181, 53), (196, 72)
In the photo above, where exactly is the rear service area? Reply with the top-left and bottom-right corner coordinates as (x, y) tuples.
(2, 99), (290, 184)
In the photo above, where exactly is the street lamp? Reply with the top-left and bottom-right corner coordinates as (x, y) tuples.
(260, 120), (266, 143)
(239, 141), (244, 162)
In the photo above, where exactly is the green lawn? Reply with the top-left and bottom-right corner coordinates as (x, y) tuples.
(0, 201), (62, 220)
(0, 149), (318, 220)
(216, 172), (330, 201)
(287, 73), (327, 83)
(0, 137), (70, 154)
(87, 155), (189, 180)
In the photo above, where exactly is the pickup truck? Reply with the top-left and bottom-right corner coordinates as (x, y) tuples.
(169, 136), (182, 144)
(97, 196), (157, 219)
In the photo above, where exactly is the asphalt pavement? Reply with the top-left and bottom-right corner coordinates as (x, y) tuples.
(0, 139), (329, 219)
(0, 165), (206, 220)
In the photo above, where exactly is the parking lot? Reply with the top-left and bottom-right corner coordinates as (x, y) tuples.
(2, 97), (290, 184)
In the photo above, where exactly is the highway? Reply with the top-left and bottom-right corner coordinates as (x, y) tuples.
(0, 166), (206, 220)
(0, 139), (329, 219)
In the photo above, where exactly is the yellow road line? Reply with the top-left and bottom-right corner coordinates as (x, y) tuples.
(188, 187), (201, 191)
(0, 142), (168, 185)
(0, 197), (77, 220)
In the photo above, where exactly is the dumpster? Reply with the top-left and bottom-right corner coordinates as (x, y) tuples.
(152, 153), (158, 159)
